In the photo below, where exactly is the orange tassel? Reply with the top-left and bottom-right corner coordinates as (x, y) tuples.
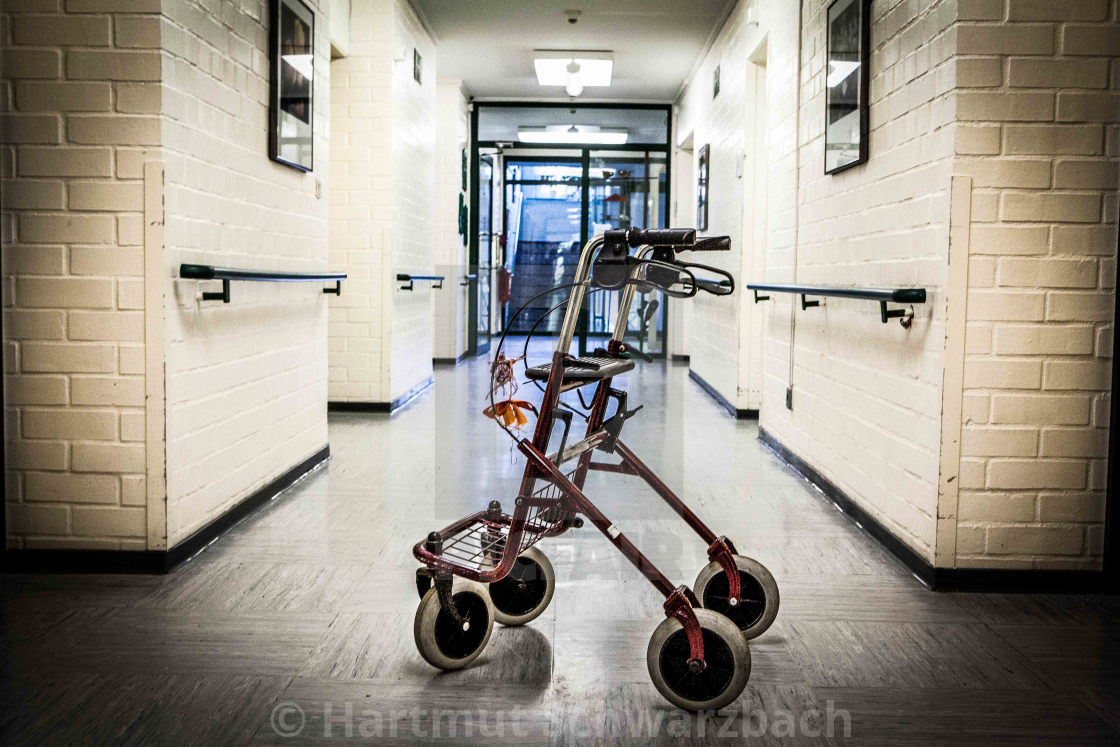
(483, 399), (536, 430)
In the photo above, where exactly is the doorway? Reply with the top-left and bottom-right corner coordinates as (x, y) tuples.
(471, 103), (673, 358)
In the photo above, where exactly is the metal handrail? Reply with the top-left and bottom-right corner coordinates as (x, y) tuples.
(180, 263), (347, 303)
(397, 273), (445, 290)
(747, 282), (926, 326)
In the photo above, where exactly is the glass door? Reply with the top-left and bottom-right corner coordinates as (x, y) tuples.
(503, 157), (583, 336)
(579, 150), (669, 357)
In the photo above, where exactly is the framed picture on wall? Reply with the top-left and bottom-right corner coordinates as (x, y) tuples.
(824, 0), (870, 174)
(269, 0), (315, 171)
(696, 143), (710, 231)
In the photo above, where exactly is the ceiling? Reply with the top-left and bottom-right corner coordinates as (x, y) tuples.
(411, 0), (736, 102)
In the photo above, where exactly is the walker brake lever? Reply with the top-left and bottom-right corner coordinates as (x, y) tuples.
(617, 342), (653, 363)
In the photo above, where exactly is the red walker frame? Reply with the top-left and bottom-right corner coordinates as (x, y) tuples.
(413, 232), (743, 667)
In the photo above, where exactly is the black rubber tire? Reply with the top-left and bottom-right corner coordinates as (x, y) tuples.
(414, 578), (494, 670)
(694, 555), (779, 640)
(488, 547), (555, 626)
(646, 608), (751, 711)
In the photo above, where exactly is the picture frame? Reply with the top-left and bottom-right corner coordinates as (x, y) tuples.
(413, 49), (423, 84)
(269, 0), (315, 172)
(824, 0), (870, 175)
(712, 64), (720, 99)
(696, 143), (710, 231)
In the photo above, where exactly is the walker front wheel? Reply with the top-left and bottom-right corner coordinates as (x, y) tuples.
(694, 555), (779, 640)
(647, 608), (751, 712)
(488, 547), (555, 626)
(414, 578), (494, 670)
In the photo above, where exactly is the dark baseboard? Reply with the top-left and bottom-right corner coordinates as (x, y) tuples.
(3, 445), (331, 575)
(688, 369), (758, 419)
(328, 401), (390, 413)
(3, 548), (169, 574)
(758, 427), (1109, 593)
(931, 567), (1108, 593)
(433, 351), (470, 366)
(329, 375), (435, 415)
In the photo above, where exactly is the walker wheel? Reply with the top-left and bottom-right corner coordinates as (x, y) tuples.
(413, 578), (494, 670)
(646, 608), (751, 712)
(694, 555), (779, 640)
(488, 547), (555, 626)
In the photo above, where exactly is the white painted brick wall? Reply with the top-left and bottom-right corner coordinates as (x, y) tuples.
(432, 80), (468, 361)
(388, 0), (435, 400)
(2, 0), (160, 550)
(954, 0), (1119, 571)
(328, 0), (393, 402)
(683, 0), (1118, 570)
(328, 0), (436, 403)
(682, 0), (958, 562)
(161, 0), (331, 546)
(676, 0), (754, 409)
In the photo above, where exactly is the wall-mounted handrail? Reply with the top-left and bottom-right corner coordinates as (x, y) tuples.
(746, 282), (926, 326)
(460, 273), (477, 287)
(397, 273), (445, 291)
(180, 263), (347, 303)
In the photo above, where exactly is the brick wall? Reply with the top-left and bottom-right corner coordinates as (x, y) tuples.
(681, 0), (959, 562)
(328, 0), (436, 404)
(161, 0), (331, 546)
(681, 0), (1118, 570)
(388, 0), (435, 399)
(951, 0), (1119, 570)
(2, 0), (162, 550)
(676, 0), (757, 410)
(432, 80), (468, 361)
(328, 0), (392, 402)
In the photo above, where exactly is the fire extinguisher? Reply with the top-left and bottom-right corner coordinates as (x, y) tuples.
(497, 233), (511, 303)
(498, 267), (511, 304)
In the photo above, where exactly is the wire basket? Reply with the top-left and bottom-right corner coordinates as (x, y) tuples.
(431, 469), (577, 575)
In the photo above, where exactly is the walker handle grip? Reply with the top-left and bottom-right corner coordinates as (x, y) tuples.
(624, 228), (696, 247)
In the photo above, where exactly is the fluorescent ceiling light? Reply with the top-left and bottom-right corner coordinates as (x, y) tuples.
(826, 60), (860, 87)
(534, 51), (614, 95)
(518, 125), (628, 145)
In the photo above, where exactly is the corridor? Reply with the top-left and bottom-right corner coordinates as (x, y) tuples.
(2, 0), (1119, 742)
(3, 352), (1118, 744)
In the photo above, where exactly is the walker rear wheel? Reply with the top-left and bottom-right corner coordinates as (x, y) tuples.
(647, 608), (751, 712)
(488, 547), (555, 626)
(694, 555), (779, 640)
(414, 578), (494, 670)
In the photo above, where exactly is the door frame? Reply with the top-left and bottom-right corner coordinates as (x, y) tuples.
(467, 110), (495, 358)
(1106, 226), (1120, 592)
(470, 101), (674, 357)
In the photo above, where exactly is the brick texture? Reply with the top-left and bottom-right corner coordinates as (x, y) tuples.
(956, 0), (1118, 571)
(683, 0), (1117, 571)
(161, 0), (331, 546)
(683, 0), (958, 561)
(328, 0), (436, 404)
(2, 1), (158, 549)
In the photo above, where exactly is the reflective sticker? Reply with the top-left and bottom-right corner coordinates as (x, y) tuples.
(607, 524), (621, 539)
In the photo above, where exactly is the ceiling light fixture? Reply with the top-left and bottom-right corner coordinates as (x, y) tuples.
(517, 125), (628, 145)
(565, 61), (583, 97)
(534, 51), (613, 97)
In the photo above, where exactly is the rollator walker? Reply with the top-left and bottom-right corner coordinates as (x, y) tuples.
(412, 228), (779, 711)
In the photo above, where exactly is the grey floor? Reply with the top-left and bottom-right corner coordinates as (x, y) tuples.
(3, 343), (1119, 745)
